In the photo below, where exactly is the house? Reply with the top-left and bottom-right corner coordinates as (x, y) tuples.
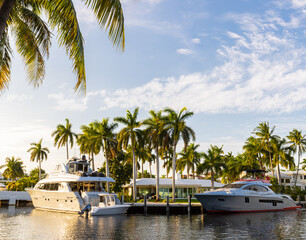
(123, 174), (223, 199)
(268, 171), (306, 190)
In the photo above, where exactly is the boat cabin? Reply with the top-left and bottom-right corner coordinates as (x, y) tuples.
(66, 157), (91, 174)
(99, 194), (121, 207)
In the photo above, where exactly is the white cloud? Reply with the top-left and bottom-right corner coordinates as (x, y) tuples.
(192, 38), (201, 44)
(290, 0), (306, 8)
(5, 93), (33, 101)
(176, 48), (193, 55)
(48, 93), (88, 112)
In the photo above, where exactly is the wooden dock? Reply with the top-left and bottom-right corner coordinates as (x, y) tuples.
(0, 191), (33, 207)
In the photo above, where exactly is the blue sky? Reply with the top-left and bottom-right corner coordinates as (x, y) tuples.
(1, 0), (306, 175)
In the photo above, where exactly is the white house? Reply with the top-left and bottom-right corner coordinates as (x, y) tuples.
(268, 171), (306, 190)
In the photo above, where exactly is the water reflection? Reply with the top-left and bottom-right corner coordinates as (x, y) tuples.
(0, 208), (305, 240)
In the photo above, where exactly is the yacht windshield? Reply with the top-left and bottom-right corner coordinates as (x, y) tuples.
(223, 183), (246, 189)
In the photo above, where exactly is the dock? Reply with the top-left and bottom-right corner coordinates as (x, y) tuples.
(0, 191), (32, 207)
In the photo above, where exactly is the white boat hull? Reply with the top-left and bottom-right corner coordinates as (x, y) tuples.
(90, 205), (130, 216)
(195, 194), (301, 213)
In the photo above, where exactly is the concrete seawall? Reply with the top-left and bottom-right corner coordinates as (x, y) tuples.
(0, 191), (32, 206)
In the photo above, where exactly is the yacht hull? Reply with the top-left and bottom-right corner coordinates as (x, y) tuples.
(90, 205), (130, 216)
(194, 194), (301, 213)
(26, 189), (84, 212)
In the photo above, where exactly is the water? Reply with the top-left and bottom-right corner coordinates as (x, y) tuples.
(1, 207), (306, 240)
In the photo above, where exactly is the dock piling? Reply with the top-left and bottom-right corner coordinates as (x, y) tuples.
(9, 197), (16, 206)
(188, 194), (191, 214)
(166, 196), (169, 215)
(144, 196), (147, 215)
(121, 195), (124, 204)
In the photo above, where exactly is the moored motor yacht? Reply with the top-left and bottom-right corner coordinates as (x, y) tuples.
(26, 157), (120, 215)
(194, 179), (301, 213)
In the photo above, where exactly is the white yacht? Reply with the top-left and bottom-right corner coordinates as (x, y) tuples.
(26, 157), (129, 215)
(195, 179), (301, 213)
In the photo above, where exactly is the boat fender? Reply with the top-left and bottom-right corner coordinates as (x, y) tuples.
(78, 204), (92, 215)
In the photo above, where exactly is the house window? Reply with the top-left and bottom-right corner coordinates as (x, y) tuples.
(300, 175), (303, 179)
(304, 175), (306, 180)
(281, 179), (284, 183)
(286, 179), (290, 183)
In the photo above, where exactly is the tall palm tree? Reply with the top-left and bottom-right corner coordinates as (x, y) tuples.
(52, 118), (77, 160)
(77, 122), (100, 171)
(0, 156), (24, 180)
(164, 107), (195, 201)
(114, 108), (142, 201)
(271, 138), (295, 184)
(243, 136), (265, 170)
(198, 145), (224, 189)
(91, 118), (118, 192)
(287, 129), (306, 187)
(0, 0), (125, 93)
(143, 110), (167, 201)
(27, 138), (49, 180)
(253, 122), (279, 177)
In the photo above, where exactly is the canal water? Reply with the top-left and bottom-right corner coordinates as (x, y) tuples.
(0, 207), (305, 239)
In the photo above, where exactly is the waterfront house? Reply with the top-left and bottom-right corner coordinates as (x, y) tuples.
(123, 175), (223, 199)
(267, 171), (306, 190)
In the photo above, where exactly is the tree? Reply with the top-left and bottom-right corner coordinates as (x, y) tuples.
(29, 167), (46, 179)
(115, 108), (142, 201)
(91, 118), (118, 192)
(52, 118), (77, 160)
(287, 129), (306, 187)
(164, 107), (195, 201)
(0, 0), (125, 93)
(243, 136), (265, 170)
(177, 143), (201, 179)
(143, 110), (167, 201)
(198, 145), (224, 189)
(0, 156), (24, 180)
(27, 138), (49, 180)
(253, 122), (279, 177)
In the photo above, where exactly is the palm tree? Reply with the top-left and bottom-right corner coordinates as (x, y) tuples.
(27, 139), (49, 180)
(198, 145), (224, 189)
(143, 110), (167, 201)
(287, 129), (306, 187)
(114, 108), (142, 201)
(164, 107), (195, 201)
(77, 122), (100, 171)
(243, 136), (265, 170)
(0, 0), (125, 93)
(0, 156), (24, 180)
(91, 118), (118, 192)
(253, 122), (279, 177)
(52, 118), (77, 160)
(177, 143), (201, 179)
(271, 138), (295, 184)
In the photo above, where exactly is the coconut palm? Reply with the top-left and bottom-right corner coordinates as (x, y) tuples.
(287, 129), (306, 187)
(0, 156), (24, 180)
(52, 118), (77, 160)
(91, 118), (118, 192)
(164, 107), (195, 201)
(271, 138), (295, 184)
(253, 122), (279, 177)
(0, 0), (125, 93)
(143, 110), (167, 201)
(77, 122), (100, 171)
(198, 145), (224, 189)
(177, 143), (201, 179)
(243, 136), (266, 170)
(114, 108), (142, 201)
(27, 138), (49, 180)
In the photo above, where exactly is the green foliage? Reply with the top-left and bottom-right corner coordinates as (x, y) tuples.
(0, 156), (25, 180)
(29, 167), (46, 179)
(137, 170), (155, 179)
(6, 176), (38, 191)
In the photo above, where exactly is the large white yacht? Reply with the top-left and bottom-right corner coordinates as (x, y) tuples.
(27, 157), (117, 214)
(195, 179), (301, 213)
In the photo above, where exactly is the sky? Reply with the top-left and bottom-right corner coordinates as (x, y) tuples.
(1, 0), (306, 175)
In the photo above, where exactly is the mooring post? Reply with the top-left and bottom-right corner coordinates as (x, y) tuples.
(298, 195), (301, 204)
(121, 195), (124, 204)
(144, 195), (147, 215)
(188, 194), (191, 215)
(166, 196), (170, 215)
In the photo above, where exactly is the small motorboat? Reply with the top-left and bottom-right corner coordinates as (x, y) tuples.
(195, 179), (301, 213)
(90, 193), (130, 216)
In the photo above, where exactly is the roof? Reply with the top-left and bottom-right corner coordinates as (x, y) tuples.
(123, 178), (224, 188)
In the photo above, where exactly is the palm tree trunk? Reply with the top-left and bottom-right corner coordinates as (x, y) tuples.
(66, 142), (69, 160)
(211, 171), (214, 190)
(156, 146), (160, 201)
(91, 152), (95, 171)
(149, 161), (152, 178)
(105, 146), (110, 192)
(187, 165), (190, 179)
(39, 158), (41, 181)
(268, 141), (275, 177)
(294, 150), (301, 187)
(172, 144), (177, 202)
(277, 163), (281, 184)
(132, 148), (137, 201)
(141, 160), (144, 178)
(0, 0), (16, 38)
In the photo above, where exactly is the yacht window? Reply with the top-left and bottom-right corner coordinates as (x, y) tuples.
(50, 183), (59, 191)
(77, 164), (83, 171)
(84, 165), (88, 172)
(43, 183), (50, 190)
(223, 184), (246, 189)
(115, 196), (121, 205)
(243, 185), (268, 192)
(69, 182), (78, 192)
(68, 164), (75, 173)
